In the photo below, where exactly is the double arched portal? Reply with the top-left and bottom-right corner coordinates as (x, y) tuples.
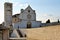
(27, 21), (31, 28)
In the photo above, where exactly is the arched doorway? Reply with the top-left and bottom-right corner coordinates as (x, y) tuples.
(27, 22), (31, 28)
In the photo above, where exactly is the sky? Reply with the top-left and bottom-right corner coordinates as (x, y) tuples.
(0, 0), (60, 24)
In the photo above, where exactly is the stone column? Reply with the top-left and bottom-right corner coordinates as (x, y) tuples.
(2, 29), (9, 40)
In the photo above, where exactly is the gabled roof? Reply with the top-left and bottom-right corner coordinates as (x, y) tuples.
(25, 5), (33, 11)
(12, 14), (20, 18)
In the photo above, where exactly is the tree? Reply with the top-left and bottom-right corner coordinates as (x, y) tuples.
(46, 19), (50, 23)
(58, 19), (59, 23)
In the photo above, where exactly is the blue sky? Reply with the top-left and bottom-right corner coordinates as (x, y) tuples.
(0, 0), (60, 24)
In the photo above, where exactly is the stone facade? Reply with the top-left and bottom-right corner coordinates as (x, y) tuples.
(12, 5), (41, 29)
(19, 6), (36, 21)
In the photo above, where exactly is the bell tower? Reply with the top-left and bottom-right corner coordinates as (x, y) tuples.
(4, 2), (12, 27)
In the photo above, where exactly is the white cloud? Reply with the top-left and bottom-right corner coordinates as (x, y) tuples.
(42, 13), (48, 17)
(36, 13), (59, 23)
(13, 2), (28, 8)
(13, 2), (19, 7)
(0, 1), (4, 24)
(19, 3), (28, 9)
(13, 2), (28, 15)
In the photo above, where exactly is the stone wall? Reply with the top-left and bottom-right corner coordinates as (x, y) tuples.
(9, 38), (26, 40)
(41, 22), (60, 27)
(13, 21), (41, 29)
(2, 29), (9, 40)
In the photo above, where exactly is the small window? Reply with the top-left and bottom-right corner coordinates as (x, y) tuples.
(15, 19), (16, 21)
(7, 10), (11, 11)
(28, 10), (30, 12)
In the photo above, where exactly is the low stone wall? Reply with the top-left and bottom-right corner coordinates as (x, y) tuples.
(41, 22), (60, 27)
(9, 38), (26, 40)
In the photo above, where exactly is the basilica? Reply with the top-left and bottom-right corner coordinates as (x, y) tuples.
(4, 2), (41, 29)
(12, 5), (41, 29)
